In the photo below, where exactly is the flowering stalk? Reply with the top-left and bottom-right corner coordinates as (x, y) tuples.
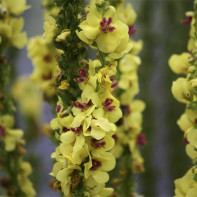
(106, 2), (146, 196)
(0, 0), (35, 196)
(46, 0), (145, 196)
(169, 1), (197, 195)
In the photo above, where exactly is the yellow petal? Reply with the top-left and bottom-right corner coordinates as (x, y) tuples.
(169, 53), (190, 75)
(171, 78), (192, 104)
(92, 171), (109, 184)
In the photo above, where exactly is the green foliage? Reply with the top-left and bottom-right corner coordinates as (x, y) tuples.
(0, 58), (14, 116)
(72, 178), (87, 197)
(0, 143), (26, 197)
(117, 147), (136, 196)
(53, 0), (87, 109)
(109, 0), (123, 8)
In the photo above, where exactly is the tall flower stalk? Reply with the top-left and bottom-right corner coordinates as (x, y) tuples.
(28, 0), (145, 196)
(0, 0), (35, 196)
(107, 2), (146, 196)
(169, 1), (197, 195)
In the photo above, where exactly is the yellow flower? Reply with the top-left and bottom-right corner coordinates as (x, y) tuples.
(116, 2), (137, 25)
(186, 128), (197, 148)
(43, 16), (57, 43)
(59, 131), (88, 164)
(18, 161), (36, 197)
(51, 159), (80, 196)
(118, 54), (141, 90)
(110, 127), (126, 158)
(188, 13), (197, 51)
(169, 53), (190, 75)
(84, 117), (116, 140)
(96, 61), (117, 90)
(0, 17), (27, 48)
(76, 6), (130, 59)
(58, 80), (70, 90)
(93, 90), (122, 123)
(0, 115), (23, 151)
(171, 78), (192, 104)
(186, 143), (197, 160)
(129, 39), (143, 55)
(87, 135), (115, 152)
(28, 36), (59, 97)
(84, 151), (115, 184)
(50, 113), (74, 131)
(84, 177), (113, 197)
(177, 112), (193, 133)
(1, 0), (30, 16)
(56, 29), (71, 42)
(174, 167), (197, 197)
(124, 100), (145, 132)
(42, 0), (59, 19)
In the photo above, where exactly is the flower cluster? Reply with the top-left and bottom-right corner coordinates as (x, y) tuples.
(0, 1), (36, 196)
(0, 115), (23, 152)
(0, 116), (36, 197)
(42, 0), (59, 19)
(76, 2), (131, 59)
(0, 0), (28, 48)
(110, 1), (146, 176)
(169, 10), (197, 196)
(50, 59), (122, 196)
(28, 15), (61, 98)
(48, 0), (146, 196)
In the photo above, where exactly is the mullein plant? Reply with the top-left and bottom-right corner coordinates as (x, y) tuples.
(0, 0), (36, 196)
(169, 1), (197, 196)
(28, 0), (145, 196)
(109, 2), (146, 196)
(30, 0), (146, 196)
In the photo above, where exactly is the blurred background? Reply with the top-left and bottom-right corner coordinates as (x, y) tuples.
(14, 0), (193, 196)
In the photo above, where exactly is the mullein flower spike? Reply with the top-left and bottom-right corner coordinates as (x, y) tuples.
(0, 0), (36, 196)
(48, 0), (145, 196)
(169, 6), (197, 197)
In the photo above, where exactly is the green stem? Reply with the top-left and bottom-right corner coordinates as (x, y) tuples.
(54, 0), (86, 109)
(117, 147), (136, 196)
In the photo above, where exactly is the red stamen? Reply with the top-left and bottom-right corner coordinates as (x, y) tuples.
(103, 98), (116, 112)
(43, 54), (52, 62)
(91, 138), (106, 148)
(110, 77), (118, 88)
(0, 125), (6, 137)
(103, 98), (113, 107)
(78, 69), (88, 78)
(128, 25), (137, 36)
(107, 106), (116, 111)
(42, 72), (52, 80)
(56, 105), (61, 113)
(90, 159), (102, 170)
(74, 68), (88, 83)
(74, 78), (86, 83)
(182, 137), (189, 144)
(125, 105), (131, 116)
(72, 101), (85, 109)
(137, 133), (147, 146)
(62, 127), (69, 133)
(112, 134), (118, 143)
(71, 125), (82, 134)
(100, 17), (115, 33)
(181, 16), (192, 24)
